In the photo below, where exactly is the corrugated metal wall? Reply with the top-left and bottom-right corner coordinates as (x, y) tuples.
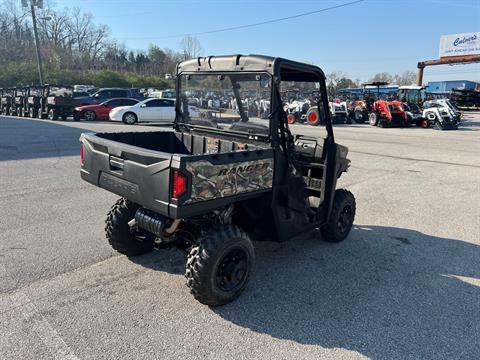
(427, 80), (478, 93)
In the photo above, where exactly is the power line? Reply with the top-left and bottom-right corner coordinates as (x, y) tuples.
(119, 0), (365, 40)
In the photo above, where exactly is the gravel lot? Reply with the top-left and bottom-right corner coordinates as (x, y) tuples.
(1, 113), (479, 360)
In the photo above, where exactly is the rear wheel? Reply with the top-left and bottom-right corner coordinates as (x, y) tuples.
(321, 189), (356, 243)
(37, 109), (44, 119)
(186, 225), (254, 306)
(368, 112), (377, 126)
(29, 108), (35, 118)
(84, 110), (96, 121)
(105, 198), (154, 256)
(48, 108), (59, 121)
(306, 107), (320, 126)
(123, 112), (137, 125)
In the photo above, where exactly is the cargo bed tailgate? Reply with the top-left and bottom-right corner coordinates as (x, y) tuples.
(80, 133), (172, 216)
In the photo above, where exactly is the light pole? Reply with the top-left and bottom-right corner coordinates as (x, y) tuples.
(22, 0), (44, 85)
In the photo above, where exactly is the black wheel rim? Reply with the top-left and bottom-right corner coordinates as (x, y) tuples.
(216, 247), (249, 292)
(337, 204), (353, 234)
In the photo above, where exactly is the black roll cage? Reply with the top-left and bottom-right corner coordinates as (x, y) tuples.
(174, 55), (335, 145)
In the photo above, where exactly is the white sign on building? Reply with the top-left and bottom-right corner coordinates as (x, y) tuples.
(439, 32), (480, 58)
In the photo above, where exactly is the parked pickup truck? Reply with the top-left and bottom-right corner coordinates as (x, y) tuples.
(80, 55), (356, 306)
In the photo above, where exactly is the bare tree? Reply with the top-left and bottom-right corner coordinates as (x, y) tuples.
(369, 72), (393, 83)
(180, 35), (202, 60)
(393, 70), (416, 86)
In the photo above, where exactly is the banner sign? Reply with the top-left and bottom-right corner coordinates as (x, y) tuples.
(439, 32), (480, 58)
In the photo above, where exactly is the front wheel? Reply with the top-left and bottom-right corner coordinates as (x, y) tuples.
(377, 118), (387, 128)
(368, 112), (377, 126)
(354, 110), (365, 123)
(84, 110), (96, 121)
(123, 112), (137, 125)
(105, 198), (154, 256)
(321, 189), (356, 243)
(186, 225), (254, 306)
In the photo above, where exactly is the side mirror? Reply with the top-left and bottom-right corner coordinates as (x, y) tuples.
(94, 94), (99, 98)
(140, 104), (147, 108)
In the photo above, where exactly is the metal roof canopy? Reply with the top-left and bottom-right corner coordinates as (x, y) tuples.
(416, 54), (480, 86)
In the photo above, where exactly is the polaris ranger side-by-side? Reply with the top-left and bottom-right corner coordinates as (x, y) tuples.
(80, 55), (356, 306)
(38, 84), (76, 120)
(1, 88), (13, 116)
(12, 87), (27, 117)
(24, 86), (43, 118)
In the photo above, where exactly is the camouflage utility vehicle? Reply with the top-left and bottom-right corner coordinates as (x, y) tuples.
(1, 88), (13, 116)
(80, 55), (356, 306)
(24, 86), (43, 118)
(38, 84), (75, 120)
(12, 87), (27, 116)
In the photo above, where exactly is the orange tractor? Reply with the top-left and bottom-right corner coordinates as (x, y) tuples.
(355, 82), (410, 127)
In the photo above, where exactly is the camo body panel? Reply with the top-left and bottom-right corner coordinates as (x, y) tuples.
(185, 158), (274, 203)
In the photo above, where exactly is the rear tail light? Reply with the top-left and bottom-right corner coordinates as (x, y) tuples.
(172, 170), (187, 199)
(80, 143), (85, 166)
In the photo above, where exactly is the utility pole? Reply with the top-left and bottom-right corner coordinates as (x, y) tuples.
(23, 0), (44, 85)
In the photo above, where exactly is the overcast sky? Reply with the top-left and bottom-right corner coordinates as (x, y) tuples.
(60, 0), (480, 83)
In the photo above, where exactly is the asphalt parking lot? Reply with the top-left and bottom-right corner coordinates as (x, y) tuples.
(1, 113), (479, 360)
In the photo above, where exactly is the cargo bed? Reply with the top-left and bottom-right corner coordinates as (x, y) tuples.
(80, 131), (275, 218)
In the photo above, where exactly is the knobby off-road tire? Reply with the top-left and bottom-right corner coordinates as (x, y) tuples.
(377, 118), (387, 128)
(321, 189), (356, 243)
(186, 225), (255, 306)
(105, 198), (154, 256)
(353, 109), (365, 123)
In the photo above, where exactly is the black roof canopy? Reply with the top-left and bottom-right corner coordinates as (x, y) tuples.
(176, 54), (325, 82)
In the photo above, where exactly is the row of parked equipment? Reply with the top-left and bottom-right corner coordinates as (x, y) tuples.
(283, 83), (463, 130)
(1, 83), (463, 130)
(0, 85), (147, 121)
(0, 85), (76, 120)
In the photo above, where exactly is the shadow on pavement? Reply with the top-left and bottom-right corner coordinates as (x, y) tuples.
(214, 225), (480, 359)
(132, 226), (480, 359)
(131, 224), (480, 359)
(0, 116), (91, 161)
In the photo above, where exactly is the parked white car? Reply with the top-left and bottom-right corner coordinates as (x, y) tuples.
(109, 98), (177, 124)
(149, 89), (176, 99)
